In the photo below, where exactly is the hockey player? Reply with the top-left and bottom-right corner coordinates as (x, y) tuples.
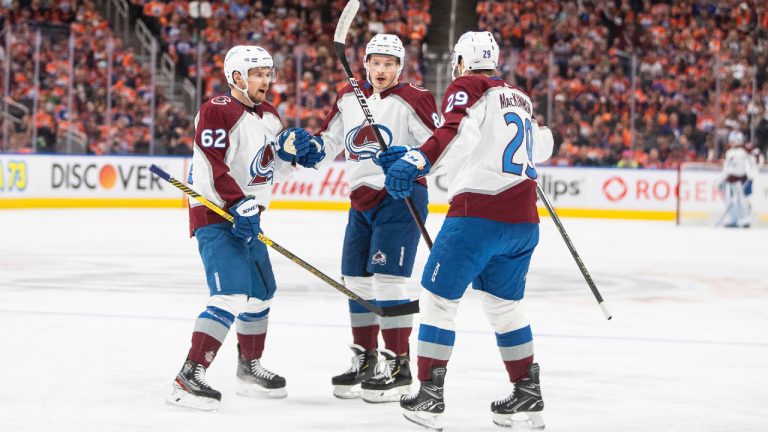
(299, 34), (439, 402)
(166, 45), (317, 411)
(720, 130), (757, 228)
(376, 31), (553, 430)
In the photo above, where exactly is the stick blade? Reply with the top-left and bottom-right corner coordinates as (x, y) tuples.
(380, 300), (419, 317)
(333, 0), (360, 44)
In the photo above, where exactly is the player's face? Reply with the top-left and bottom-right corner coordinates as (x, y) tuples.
(244, 67), (274, 103)
(366, 54), (399, 92)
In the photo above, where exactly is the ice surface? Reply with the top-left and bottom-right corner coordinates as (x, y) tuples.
(1, 209), (766, 431)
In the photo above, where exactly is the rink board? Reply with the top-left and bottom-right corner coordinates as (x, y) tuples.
(3, 154), (765, 222)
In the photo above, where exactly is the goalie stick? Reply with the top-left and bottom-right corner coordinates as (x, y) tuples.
(536, 183), (613, 320)
(333, 0), (434, 249)
(149, 164), (418, 318)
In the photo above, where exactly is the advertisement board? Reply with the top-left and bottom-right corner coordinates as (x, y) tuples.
(5, 154), (746, 221)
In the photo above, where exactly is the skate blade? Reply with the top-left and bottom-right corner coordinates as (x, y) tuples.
(165, 386), (219, 412)
(236, 381), (287, 399)
(492, 411), (545, 430)
(361, 385), (410, 403)
(333, 384), (362, 399)
(403, 410), (442, 431)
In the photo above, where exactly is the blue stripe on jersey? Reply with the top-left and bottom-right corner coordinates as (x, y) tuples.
(496, 325), (532, 347)
(348, 299), (376, 314)
(198, 306), (235, 328)
(418, 324), (456, 346)
(237, 308), (270, 321)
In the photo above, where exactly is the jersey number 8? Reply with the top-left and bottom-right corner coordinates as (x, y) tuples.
(502, 112), (537, 179)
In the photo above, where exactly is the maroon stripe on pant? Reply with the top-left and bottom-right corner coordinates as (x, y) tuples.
(382, 327), (411, 355)
(187, 331), (224, 367)
(352, 325), (379, 351)
(417, 356), (449, 382)
(237, 333), (267, 360)
(504, 355), (534, 382)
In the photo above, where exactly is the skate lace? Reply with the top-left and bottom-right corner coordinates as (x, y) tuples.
(194, 364), (212, 389)
(346, 352), (365, 374)
(372, 357), (395, 379)
(249, 360), (277, 380)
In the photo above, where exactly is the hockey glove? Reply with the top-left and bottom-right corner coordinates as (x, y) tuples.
(374, 145), (409, 174)
(297, 135), (325, 169)
(384, 149), (431, 199)
(744, 179), (753, 196)
(229, 196), (261, 241)
(276, 127), (312, 162)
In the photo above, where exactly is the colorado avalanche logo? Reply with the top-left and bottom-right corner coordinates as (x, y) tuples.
(344, 121), (393, 161)
(249, 139), (275, 185)
(210, 96), (231, 105)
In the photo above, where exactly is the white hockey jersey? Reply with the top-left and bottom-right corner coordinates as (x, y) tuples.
(420, 75), (540, 224)
(188, 95), (293, 235)
(722, 146), (758, 181)
(317, 80), (438, 210)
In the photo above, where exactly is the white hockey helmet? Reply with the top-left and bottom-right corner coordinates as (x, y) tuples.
(223, 45), (275, 86)
(364, 33), (405, 80)
(728, 130), (745, 146)
(451, 31), (500, 79)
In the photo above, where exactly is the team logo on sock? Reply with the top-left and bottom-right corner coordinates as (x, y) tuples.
(371, 250), (387, 265)
(204, 350), (215, 363)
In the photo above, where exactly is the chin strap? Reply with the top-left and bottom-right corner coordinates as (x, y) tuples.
(232, 81), (258, 106)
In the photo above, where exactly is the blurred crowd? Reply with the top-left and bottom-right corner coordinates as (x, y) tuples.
(479, 0), (768, 167)
(132, 0), (431, 128)
(2, 0), (768, 169)
(1, 0), (192, 155)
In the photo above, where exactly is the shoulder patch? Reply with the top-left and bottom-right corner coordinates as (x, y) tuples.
(408, 83), (429, 92)
(210, 95), (232, 105)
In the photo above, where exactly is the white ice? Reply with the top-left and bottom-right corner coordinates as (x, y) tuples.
(1, 209), (767, 432)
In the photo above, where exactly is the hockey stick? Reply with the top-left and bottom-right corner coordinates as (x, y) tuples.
(333, 0), (433, 249)
(149, 164), (418, 317)
(536, 183), (613, 320)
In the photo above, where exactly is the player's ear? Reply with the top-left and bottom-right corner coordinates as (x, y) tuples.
(232, 70), (243, 86)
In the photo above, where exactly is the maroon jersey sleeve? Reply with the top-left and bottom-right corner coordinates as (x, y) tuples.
(397, 83), (439, 133)
(419, 76), (488, 165)
(196, 101), (246, 210)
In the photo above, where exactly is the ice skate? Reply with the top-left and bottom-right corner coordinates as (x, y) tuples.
(331, 344), (378, 399)
(491, 363), (545, 430)
(361, 349), (412, 403)
(166, 360), (221, 411)
(400, 366), (446, 431)
(236, 352), (287, 398)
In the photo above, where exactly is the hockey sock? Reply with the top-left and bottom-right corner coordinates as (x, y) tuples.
(416, 324), (454, 382)
(346, 276), (379, 351)
(187, 306), (235, 367)
(236, 308), (270, 360)
(496, 325), (534, 382)
(375, 274), (413, 355)
(349, 299), (379, 350)
(380, 314), (412, 356)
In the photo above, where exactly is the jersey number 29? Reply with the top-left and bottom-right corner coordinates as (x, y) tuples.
(502, 112), (537, 179)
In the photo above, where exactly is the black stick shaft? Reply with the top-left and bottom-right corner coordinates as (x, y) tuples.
(149, 164), (418, 317)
